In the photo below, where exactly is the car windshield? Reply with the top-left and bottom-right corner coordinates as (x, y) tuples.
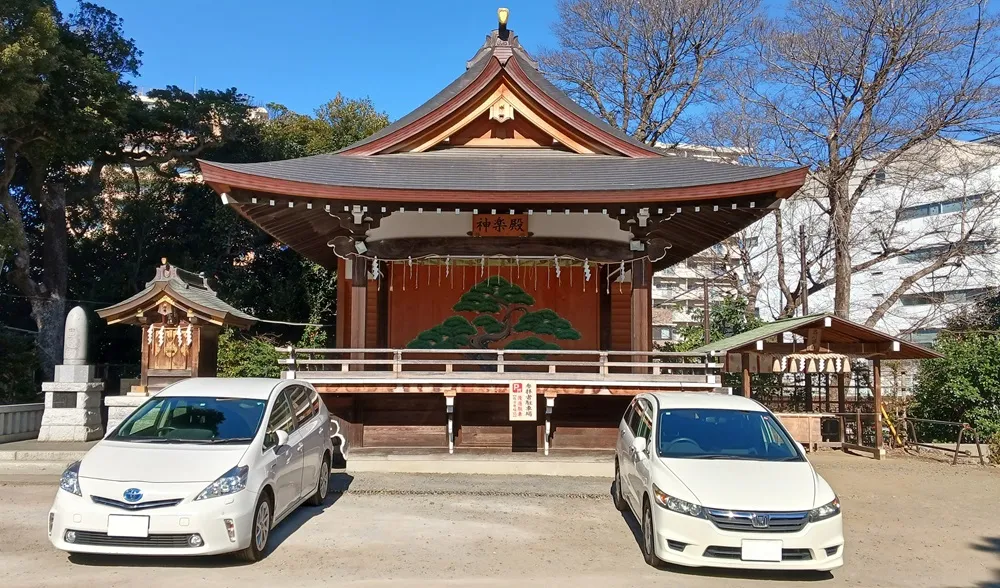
(656, 408), (803, 462)
(111, 396), (267, 444)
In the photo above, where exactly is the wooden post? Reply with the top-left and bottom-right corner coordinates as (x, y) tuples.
(702, 277), (710, 344)
(799, 224), (809, 315)
(631, 259), (652, 373)
(350, 257), (368, 370)
(741, 352), (751, 398)
(873, 358), (884, 458)
(805, 373), (814, 412)
(837, 372), (847, 414)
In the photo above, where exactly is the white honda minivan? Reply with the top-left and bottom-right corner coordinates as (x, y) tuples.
(614, 392), (844, 571)
(49, 378), (335, 561)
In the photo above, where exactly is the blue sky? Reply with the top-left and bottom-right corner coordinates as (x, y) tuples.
(56, 1), (560, 120)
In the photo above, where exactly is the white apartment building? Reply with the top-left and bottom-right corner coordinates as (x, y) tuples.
(653, 138), (1000, 346)
(751, 138), (1000, 344)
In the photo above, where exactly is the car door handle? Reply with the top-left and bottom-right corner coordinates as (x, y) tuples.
(296, 443), (304, 452)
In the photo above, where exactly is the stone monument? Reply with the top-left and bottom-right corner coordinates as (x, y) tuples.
(37, 306), (105, 441)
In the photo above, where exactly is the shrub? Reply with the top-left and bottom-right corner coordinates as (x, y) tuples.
(217, 329), (282, 378)
(912, 333), (1000, 441)
(988, 432), (1000, 466)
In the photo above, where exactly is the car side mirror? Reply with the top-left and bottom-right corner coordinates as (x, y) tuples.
(632, 437), (648, 457)
(275, 430), (290, 449)
(795, 440), (806, 454)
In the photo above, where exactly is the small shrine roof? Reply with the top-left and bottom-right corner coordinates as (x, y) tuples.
(691, 313), (941, 360)
(97, 261), (256, 328)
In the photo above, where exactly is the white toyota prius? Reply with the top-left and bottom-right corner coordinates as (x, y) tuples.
(614, 392), (844, 571)
(48, 378), (335, 561)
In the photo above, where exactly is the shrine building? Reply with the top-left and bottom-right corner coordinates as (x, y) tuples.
(199, 10), (808, 453)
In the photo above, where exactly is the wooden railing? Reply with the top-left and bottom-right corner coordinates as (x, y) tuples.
(276, 347), (723, 386)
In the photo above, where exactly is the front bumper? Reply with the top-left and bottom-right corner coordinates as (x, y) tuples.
(48, 481), (259, 556)
(650, 506), (844, 571)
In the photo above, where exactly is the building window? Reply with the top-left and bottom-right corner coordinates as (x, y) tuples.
(899, 288), (991, 306)
(908, 328), (942, 344)
(901, 240), (991, 263)
(897, 193), (988, 221)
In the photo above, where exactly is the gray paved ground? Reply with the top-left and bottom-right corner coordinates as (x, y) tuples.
(0, 451), (997, 588)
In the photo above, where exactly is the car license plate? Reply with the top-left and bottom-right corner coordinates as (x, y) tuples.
(741, 539), (782, 562)
(107, 515), (149, 538)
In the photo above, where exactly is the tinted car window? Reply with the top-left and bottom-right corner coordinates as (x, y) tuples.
(635, 400), (652, 442)
(286, 385), (316, 427)
(622, 401), (636, 432)
(113, 397), (267, 444)
(625, 399), (641, 434)
(263, 392), (296, 450)
(655, 409), (803, 461)
(308, 387), (322, 417)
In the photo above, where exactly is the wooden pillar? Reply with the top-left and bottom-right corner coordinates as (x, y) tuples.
(805, 373), (814, 412)
(599, 265), (611, 351)
(741, 352), (751, 398)
(837, 372), (847, 414)
(873, 358), (884, 457)
(350, 257), (368, 351)
(630, 259), (652, 372)
(824, 374), (831, 412)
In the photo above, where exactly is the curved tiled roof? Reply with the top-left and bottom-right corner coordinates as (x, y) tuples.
(202, 149), (799, 193)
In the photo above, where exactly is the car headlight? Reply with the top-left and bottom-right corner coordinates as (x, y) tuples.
(652, 483), (703, 517)
(60, 461), (82, 496)
(195, 466), (249, 501)
(809, 497), (841, 522)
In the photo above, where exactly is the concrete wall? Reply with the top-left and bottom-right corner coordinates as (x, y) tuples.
(0, 403), (44, 443)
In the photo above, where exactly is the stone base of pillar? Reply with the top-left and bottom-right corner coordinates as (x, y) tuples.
(37, 379), (104, 442)
(105, 396), (149, 431)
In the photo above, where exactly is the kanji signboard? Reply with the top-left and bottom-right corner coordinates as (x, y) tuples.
(509, 381), (537, 421)
(472, 214), (528, 237)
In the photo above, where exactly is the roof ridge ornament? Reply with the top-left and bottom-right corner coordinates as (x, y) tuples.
(493, 7), (514, 65)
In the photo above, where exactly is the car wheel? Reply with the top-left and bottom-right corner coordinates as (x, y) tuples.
(613, 460), (628, 512)
(235, 494), (272, 562)
(641, 499), (663, 568)
(307, 456), (331, 506)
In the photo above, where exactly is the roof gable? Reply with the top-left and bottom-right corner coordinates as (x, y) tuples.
(338, 29), (663, 158)
(97, 260), (256, 328)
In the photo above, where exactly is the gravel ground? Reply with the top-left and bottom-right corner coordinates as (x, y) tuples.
(0, 451), (997, 588)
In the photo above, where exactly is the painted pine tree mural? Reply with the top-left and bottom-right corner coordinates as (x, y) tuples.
(407, 277), (580, 352)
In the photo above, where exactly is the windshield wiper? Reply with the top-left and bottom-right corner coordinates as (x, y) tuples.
(686, 454), (759, 460)
(203, 437), (254, 444)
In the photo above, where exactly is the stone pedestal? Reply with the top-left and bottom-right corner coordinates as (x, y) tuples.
(38, 376), (104, 442)
(37, 306), (105, 442)
(105, 395), (148, 431)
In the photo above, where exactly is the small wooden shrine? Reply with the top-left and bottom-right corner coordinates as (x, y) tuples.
(97, 259), (256, 393)
(694, 313), (941, 457)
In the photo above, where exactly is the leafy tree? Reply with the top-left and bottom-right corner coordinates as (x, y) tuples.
(408, 277), (581, 353)
(262, 95), (389, 159)
(0, 330), (39, 403)
(912, 290), (1000, 439)
(1, 1), (262, 377)
(666, 295), (764, 352)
